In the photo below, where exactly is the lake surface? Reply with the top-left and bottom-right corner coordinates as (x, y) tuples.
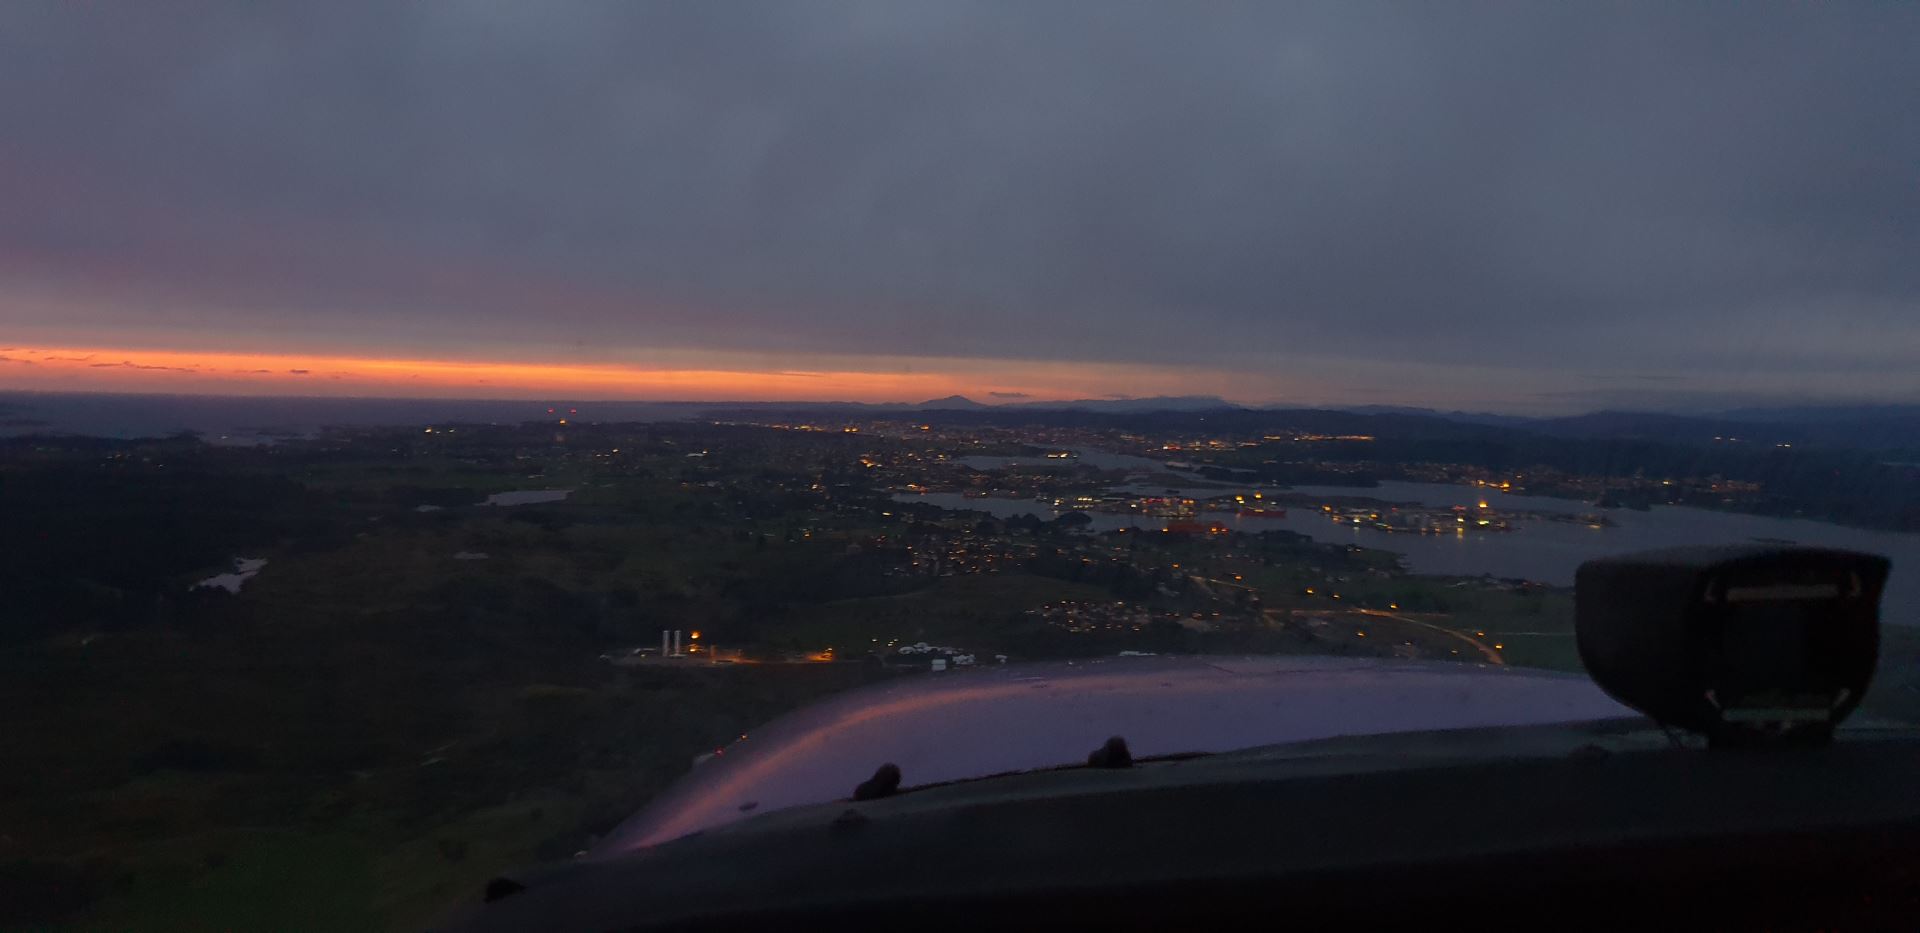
(894, 479), (1920, 627)
(483, 489), (573, 506)
(195, 557), (268, 594)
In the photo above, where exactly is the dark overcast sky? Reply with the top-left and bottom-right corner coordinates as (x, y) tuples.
(2, 2), (1916, 410)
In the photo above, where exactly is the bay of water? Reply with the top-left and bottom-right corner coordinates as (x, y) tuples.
(894, 478), (1920, 627)
(483, 489), (573, 506)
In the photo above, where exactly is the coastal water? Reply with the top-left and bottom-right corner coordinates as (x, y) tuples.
(895, 478), (1920, 627)
(483, 489), (574, 506)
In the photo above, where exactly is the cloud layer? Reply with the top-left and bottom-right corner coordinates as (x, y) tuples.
(2, 2), (1916, 409)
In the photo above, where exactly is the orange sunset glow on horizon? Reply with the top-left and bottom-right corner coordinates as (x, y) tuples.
(0, 344), (1246, 404)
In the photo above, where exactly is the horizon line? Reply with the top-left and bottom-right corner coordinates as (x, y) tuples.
(7, 386), (1919, 422)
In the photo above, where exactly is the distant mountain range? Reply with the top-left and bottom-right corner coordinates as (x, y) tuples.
(899, 398), (1919, 453)
(1335, 405), (1539, 428)
(914, 395), (989, 410)
(1716, 404), (1920, 424)
(911, 394), (1239, 413)
(1333, 404), (1920, 452)
(691, 394), (1240, 414)
(1533, 409), (1920, 451)
(910, 398), (1920, 429)
(1000, 395), (1237, 413)
(5, 391), (1915, 454)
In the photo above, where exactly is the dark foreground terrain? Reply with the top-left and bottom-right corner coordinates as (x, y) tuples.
(4, 416), (1916, 930)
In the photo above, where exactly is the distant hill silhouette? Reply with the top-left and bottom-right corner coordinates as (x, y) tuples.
(1532, 409), (1920, 451)
(1717, 404), (1920, 425)
(915, 395), (988, 410)
(1007, 395), (1237, 413)
(6, 390), (1914, 454)
(1339, 405), (1539, 428)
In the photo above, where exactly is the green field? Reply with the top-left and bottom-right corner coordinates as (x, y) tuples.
(2, 633), (891, 930)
